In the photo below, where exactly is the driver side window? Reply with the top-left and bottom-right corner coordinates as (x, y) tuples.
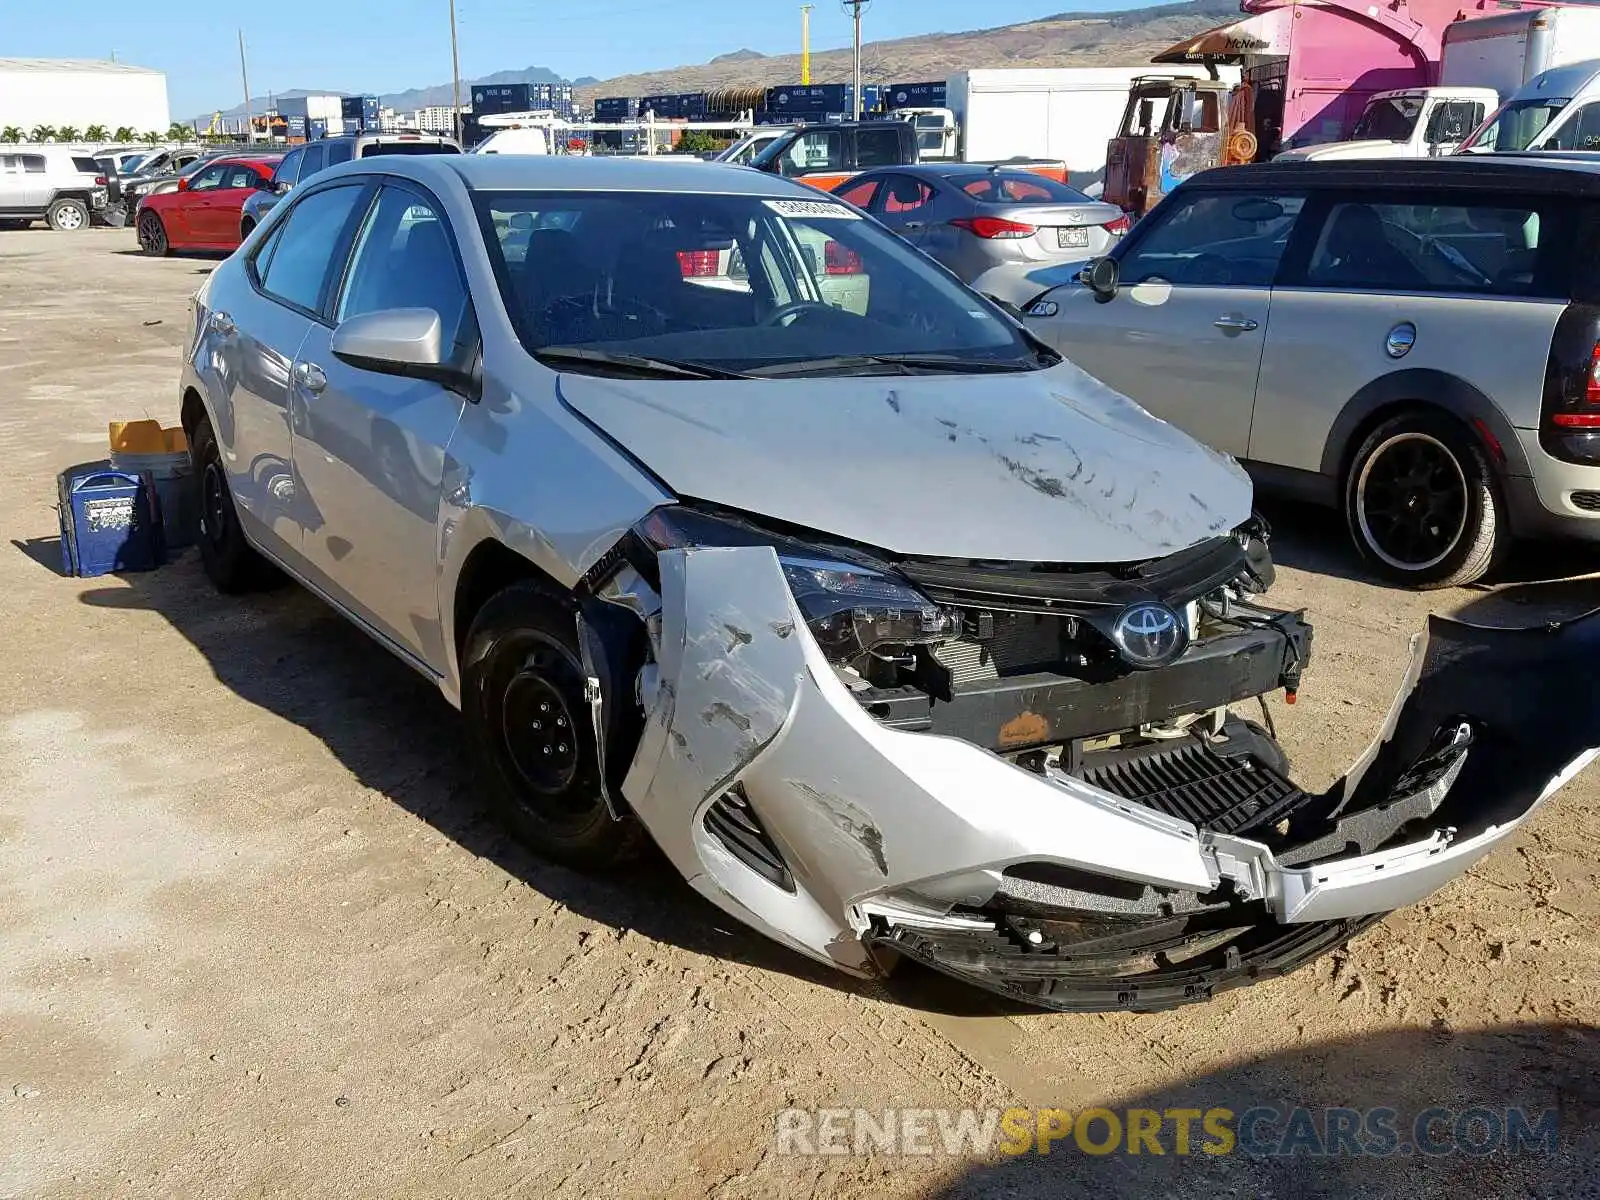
(187, 165), (228, 193)
(1118, 192), (1304, 288)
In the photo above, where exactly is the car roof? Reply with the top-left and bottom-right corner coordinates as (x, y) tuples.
(853, 162), (1072, 182)
(1185, 155), (1600, 196)
(210, 153), (283, 166)
(316, 153), (824, 197)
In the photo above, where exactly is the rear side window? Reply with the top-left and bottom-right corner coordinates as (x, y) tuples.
(326, 141), (355, 166)
(1119, 191), (1305, 287)
(72, 156), (101, 174)
(854, 128), (901, 169)
(1544, 101), (1600, 152)
(21, 155), (45, 174)
(880, 175), (935, 214)
(357, 141), (461, 157)
(1306, 200), (1551, 296)
(258, 185), (368, 313)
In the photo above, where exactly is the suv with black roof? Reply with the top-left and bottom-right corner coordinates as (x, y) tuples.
(0, 149), (109, 231)
(1024, 156), (1600, 587)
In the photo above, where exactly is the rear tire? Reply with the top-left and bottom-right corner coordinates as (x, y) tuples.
(46, 197), (89, 232)
(137, 210), (169, 256)
(461, 583), (641, 870)
(1344, 410), (1506, 589)
(191, 412), (282, 593)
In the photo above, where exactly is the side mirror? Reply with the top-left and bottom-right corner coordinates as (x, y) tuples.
(176, 176), (190, 192)
(1080, 256), (1120, 302)
(331, 308), (456, 384)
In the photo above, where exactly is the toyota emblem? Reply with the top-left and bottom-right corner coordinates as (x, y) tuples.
(1111, 603), (1188, 669)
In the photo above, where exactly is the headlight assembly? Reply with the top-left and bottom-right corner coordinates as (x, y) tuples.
(632, 507), (957, 665)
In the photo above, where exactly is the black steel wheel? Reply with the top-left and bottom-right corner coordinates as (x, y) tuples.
(137, 210), (169, 256)
(191, 412), (281, 592)
(1345, 411), (1505, 589)
(461, 583), (640, 869)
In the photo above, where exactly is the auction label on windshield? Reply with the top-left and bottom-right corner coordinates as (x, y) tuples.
(764, 199), (860, 219)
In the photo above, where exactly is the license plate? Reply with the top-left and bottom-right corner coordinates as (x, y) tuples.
(1057, 226), (1090, 248)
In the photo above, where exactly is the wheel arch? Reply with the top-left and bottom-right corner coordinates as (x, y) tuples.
(1319, 369), (1530, 490)
(450, 536), (571, 667)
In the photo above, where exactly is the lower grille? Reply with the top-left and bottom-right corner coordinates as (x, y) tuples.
(1571, 491), (1600, 512)
(704, 785), (794, 892)
(1073, 735), (1303, 837)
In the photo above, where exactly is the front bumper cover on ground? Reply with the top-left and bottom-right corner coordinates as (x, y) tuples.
(618, 546), (1598, 1011)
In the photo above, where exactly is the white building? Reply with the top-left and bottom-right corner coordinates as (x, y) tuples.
(0, 58), (170, 134)
(412, 105), (467, 133)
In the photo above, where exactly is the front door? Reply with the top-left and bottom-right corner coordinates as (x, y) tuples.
(1038, 189), (1306, 458)
(193, 162), (263, 245)
(173, 163), (229, 242)
(290, 183), (473, 669)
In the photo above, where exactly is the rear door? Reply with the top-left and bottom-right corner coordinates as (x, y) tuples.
(1038, 188), (1306, 458)
(870, 172), (937, 245)
(209, 180), (371, 556)
(289, 183), (474, 667)
(1250, 190), (1570, 473)
(20, 155), (49, 209)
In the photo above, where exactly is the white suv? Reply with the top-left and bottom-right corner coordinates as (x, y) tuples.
(0, 149), (109, 231)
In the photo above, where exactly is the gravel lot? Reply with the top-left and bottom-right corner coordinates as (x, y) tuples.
(2, 228), (1598, 1198)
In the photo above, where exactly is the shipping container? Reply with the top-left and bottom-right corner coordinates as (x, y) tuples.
(885, 80), (947, 109)
(276, 93), (343, 121)
(308, 117), (328, 140)
(594, 96), (640, 119)
(640, 94), (683, 119)
(764, 83), (882, 117)
(473, 83), (532, 113)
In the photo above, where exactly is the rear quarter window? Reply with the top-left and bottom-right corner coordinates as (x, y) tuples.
(72, 157), (101, 174)
(1302, 196), (1568, 298)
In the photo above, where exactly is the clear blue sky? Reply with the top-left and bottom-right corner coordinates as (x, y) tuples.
(8, 0), (1166, 117)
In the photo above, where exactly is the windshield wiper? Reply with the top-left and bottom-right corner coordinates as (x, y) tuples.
(536, 346), (753, 380)
(748, 353), (1036, 378)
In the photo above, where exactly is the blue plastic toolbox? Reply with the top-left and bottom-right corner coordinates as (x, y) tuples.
(57, 461), (164, 577)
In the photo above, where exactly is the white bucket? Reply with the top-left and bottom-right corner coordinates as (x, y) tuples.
(109, 448), (196, 550)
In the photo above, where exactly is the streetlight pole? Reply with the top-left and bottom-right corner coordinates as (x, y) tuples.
(449, 0), (463, 145)
(842, 0), (868, 120)
(238, 29), (253, 144)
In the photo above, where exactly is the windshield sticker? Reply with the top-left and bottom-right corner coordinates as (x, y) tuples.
(763, 199), (860, 220)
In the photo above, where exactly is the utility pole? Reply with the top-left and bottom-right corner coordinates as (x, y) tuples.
(800, 5), (814, 86)
(841, 0), (869, 120)
(238, 29), (253, 144)
(449, 0), (463, 146)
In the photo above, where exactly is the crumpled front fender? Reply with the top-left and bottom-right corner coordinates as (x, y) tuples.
(622, 546), (1599, 978)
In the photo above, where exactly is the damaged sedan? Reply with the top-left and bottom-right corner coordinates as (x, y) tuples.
(178, 154), (1597, 1012)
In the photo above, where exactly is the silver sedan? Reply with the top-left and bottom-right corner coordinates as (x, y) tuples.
(836, 163), (1129, 307)
(173, 153), (1592, 1013)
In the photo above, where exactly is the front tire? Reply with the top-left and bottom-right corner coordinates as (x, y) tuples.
(462, 583), (640, 869)
(1344, 410), (1506, 589)
(137, 210), (169, 256)
(190, 412), (281, 593)
(46, 197), (89, 232)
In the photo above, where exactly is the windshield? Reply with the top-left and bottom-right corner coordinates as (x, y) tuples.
(1460, 97), (1569, 151)
(948, 172), (1091, 204)
(118, 153), (147, 174)
(1351, 95), (1424, 142)
(475, 189), (1047, 377)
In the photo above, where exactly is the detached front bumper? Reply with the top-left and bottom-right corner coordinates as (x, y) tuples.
(619, 547), (1596, 1010)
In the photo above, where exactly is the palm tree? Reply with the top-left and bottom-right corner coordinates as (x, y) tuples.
(142, 130), (163, 144)
(166, 122), (192, 141)
(28, 125), (56, 143)
(57, 125), (81, 142)
(0, 126), (22, 144)
(85, 124), (108, 141)
(113, 125), (136, 141)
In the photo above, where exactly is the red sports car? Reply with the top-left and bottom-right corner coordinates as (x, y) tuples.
(136, 154), (282, 255)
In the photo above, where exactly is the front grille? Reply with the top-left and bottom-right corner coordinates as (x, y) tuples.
(704, 785), (793, 891)
(1572, 491), (1600, 512)
(1073, 736), (1303, 837)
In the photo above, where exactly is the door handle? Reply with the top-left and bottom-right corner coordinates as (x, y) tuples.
(294, 361), (327, 394)
(901, 221), (925, 232)
(210, 311), (236, 336)
(1213, 314), (1259, 332)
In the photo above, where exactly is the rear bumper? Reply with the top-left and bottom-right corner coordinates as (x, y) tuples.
(618, 547), (1596, 1008)
(1507, 429), (1600, 543)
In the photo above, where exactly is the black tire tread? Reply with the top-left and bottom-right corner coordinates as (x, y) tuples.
(190, 413), (281, 593)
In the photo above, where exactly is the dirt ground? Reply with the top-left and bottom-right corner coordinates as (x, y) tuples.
(2, 228), (1598, 1198)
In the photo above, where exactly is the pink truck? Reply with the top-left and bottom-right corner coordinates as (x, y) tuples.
(1106, 0), (1570, 214)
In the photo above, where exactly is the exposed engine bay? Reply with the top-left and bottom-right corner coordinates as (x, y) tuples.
(571, 502), (1596, 1012)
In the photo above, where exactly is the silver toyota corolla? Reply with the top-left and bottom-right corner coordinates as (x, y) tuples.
(177, 154), (1595, 1012)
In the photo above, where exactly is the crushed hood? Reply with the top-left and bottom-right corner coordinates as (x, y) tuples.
(558, 361), (1252, 563)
